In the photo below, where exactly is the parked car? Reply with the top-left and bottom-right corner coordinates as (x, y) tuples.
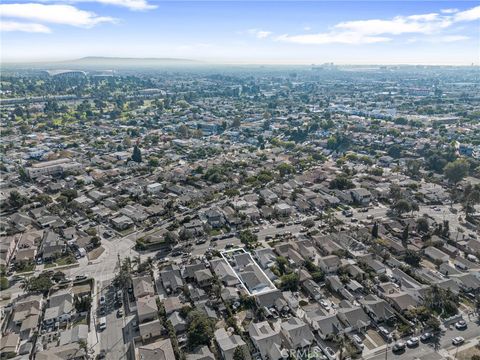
(455, 320), (467, 330)
(407, 337), (419, 347)
(420, 332), (433, 342)
(392, 341), (406, 352)
(352, 334), (364, 349)
(117, 308), (124, 317)
(98, 317), (107, 331)
(452, 337), (465, 346)
(99, 296), (106, 305)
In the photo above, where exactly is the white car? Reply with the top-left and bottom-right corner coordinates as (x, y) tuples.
(455, 320), (467, 330)
(407, 337), (419, 347)
(320, 299), (330, 309)
(452, 336), (465, 346)
(352, 334), (364, 349)
(99, 296), (106, 305)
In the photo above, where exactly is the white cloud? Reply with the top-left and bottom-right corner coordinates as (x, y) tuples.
(439, 35), (470, 42)
(0, 3), (116, 28)
(41, 0), (156, 11)
(247, 29), (272, 39)
(408, 35), (470, 44)
(441, 8), (459, 14)
(277, 32), (391, 45)
(0, 20), (51, 33)
(454, 5), (480, 22)
(276, 5), (479, 45)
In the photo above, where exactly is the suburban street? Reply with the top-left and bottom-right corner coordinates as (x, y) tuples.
(365, 317), (480, 360)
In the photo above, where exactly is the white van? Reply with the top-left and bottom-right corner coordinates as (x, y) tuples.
(98, 317), (107, 331)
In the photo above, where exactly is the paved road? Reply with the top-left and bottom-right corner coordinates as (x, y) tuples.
(365, 318), (480, 360)
(65, 233), (139, 283)
(97, 280), (129, 360)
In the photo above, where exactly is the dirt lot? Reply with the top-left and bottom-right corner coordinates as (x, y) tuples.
(88, 246), (105, 260)
(457, 346), (480, 360)
(366, 329), (386, 347)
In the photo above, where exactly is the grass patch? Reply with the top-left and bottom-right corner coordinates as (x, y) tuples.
(44, 263), (56, 269)
(16, 263), (36, 273)
(56, 255), (76, 266)
(72, 317), (88, 326)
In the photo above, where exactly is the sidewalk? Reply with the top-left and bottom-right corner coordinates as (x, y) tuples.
(88, 278), (100, 358)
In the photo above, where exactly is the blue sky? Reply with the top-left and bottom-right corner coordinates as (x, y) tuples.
(1, 1), (479, 64)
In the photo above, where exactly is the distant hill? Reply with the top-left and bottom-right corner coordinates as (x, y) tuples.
(61, 56), (202, 68)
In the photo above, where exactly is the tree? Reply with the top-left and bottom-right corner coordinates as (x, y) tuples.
(424, 285), (458, 317)
(233, 347), (247, 360)
(405, 159), (422, 178)
(387, 144), (402, 158)
(90, 236), (101, 248)
(8, 190), (28, 209)
(444, 159), (469, 185)
(275, 256), (288, 275)
(187, 310), (214, 348)
(21, 273), (53, 294)
(132, 145), (142, 163)
(178, 124), (189, 138)
(61, 189), (78, 202)
(393, 199), (411, 215)
(74, 295), (92, 313)
(239, 230), (257, 245)
(416, 217), (429, 233)
(402, 224), (409, 244)
(164, 231), (177, 247)
(232, 117), (241, 128)
(280, 272), (299, 291)
(0, 276), (8, 290)
(404, 249), (421, 267)
(329, 175), (354, 190)
(371, 222), (379, 238)
(277, 163), (295, 178)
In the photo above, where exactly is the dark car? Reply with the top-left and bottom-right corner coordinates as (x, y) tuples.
(392, 341), (406, 352)
(420, 332), (433, 342)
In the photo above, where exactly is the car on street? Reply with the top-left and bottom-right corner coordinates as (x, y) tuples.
(99, 296), (106, 305)
(392, 341), (406, 352)
(117, 308), (124, 317)
(407, 337), (419, 347)
(420, 332), (433, 342)
(455, 320), (467, 330)
(452, 337), (465, 346)
(98, 317), (107, 331)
